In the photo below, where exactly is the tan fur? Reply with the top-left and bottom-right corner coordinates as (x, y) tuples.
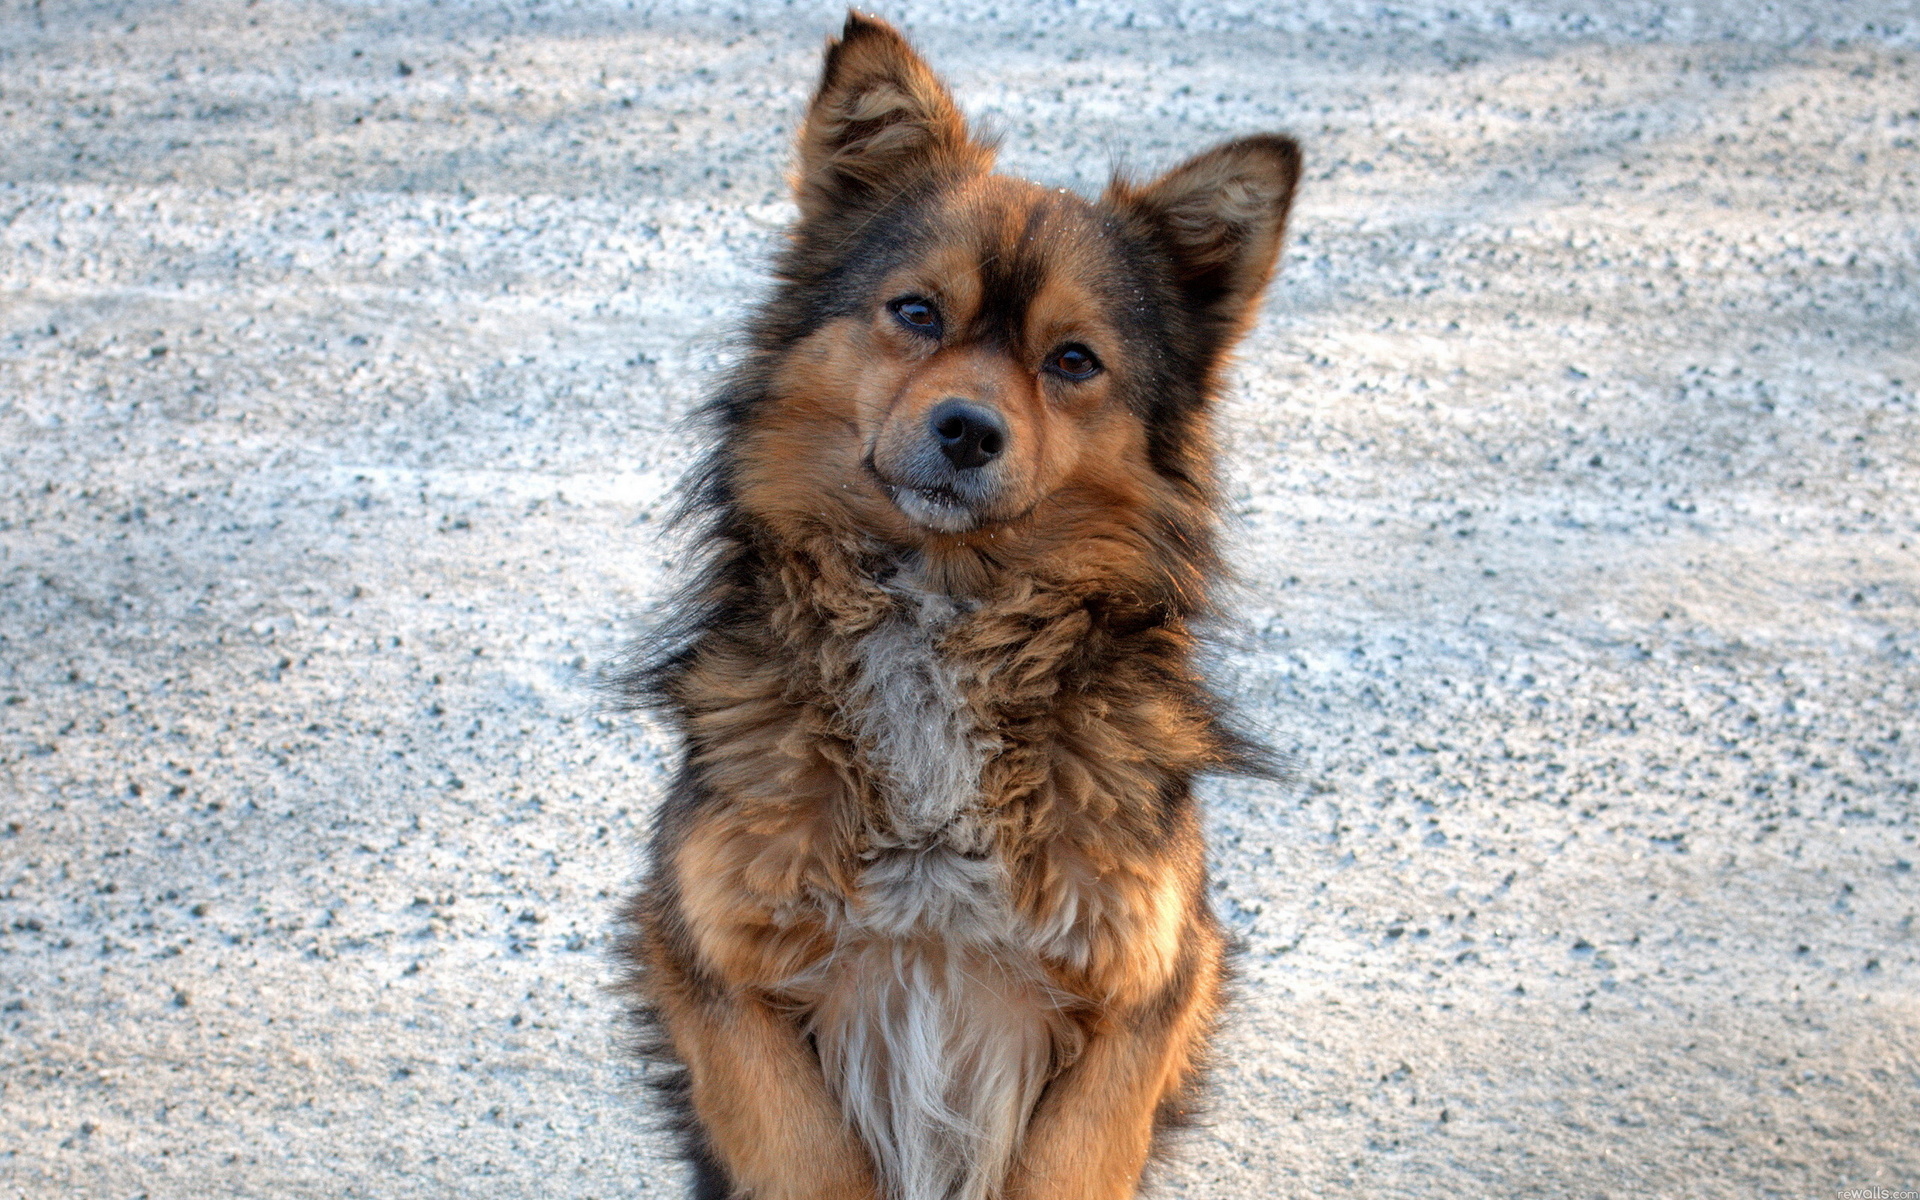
(624, 13), (1299, 1200)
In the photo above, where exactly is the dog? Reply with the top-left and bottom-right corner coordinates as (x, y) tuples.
(621, 13), (1299, 1199)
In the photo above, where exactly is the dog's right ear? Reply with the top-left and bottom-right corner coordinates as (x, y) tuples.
(794, 12), (994, 222)
(1106, 134), (1302, 342)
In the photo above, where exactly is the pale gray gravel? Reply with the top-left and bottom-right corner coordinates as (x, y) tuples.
(3, 2), (1918, 1197)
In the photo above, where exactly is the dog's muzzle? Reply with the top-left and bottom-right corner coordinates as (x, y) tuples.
(872, 399), (1010, 532)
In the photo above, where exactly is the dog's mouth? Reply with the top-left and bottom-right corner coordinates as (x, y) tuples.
(864, 453), (988, 533)
(881, 482), (978, 534)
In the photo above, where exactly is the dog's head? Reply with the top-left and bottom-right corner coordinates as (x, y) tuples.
(727, 13), (1298, 581)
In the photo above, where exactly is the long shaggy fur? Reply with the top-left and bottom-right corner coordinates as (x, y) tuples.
(617, 13), (1299, 1200)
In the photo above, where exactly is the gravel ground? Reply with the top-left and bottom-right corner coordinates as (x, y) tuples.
(3, 2), (1918, 1197)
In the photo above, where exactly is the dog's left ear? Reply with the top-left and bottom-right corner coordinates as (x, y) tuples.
(1107, 134), (1302, 336)
(795, 12), (994, 222)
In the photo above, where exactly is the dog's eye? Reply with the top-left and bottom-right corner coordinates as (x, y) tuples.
(889, 297), (942, 337)
(1046, 344), (1100, 380)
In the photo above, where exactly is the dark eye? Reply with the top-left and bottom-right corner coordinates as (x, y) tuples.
(1046, 344), (1100, 380)
(889, 296), (942, 337)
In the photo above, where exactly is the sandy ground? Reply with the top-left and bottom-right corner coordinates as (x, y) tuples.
(3, 1), (1918, 1197)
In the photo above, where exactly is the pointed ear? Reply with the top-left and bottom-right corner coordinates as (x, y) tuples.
(794, 12), (994, 222)
(1106, 134), (1302, 333)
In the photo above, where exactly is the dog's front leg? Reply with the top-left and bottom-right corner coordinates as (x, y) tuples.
(1007, 936), (1225, 1200)
(655, 967), (880, 1200)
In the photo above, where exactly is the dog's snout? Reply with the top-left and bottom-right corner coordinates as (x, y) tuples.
(929, 400), (1006, 470)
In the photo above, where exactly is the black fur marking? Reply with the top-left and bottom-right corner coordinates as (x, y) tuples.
(965, 198), (1052, 350)
(686, 1143), (733, 1200)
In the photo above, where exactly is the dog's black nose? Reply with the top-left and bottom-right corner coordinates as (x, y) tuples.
(928, 400), (1007, 470)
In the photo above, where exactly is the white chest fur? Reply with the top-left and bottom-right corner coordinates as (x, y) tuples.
(847, 589), (993, 853)
(812, 590), (1060, 1200)
(845, 589), (1010, 942)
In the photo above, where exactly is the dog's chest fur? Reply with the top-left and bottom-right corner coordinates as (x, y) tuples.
(808, 586), (1059, 1200)
(849, 588), (994, 856)
(844, 588), (1007, 936)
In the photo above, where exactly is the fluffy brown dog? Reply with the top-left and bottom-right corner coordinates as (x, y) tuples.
(622, 13), (1299, 1200)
